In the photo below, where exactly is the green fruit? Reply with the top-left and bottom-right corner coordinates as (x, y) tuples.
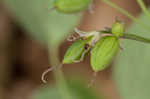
(54, 0), (92, 13)
(111, 21), (125, 37)
(90, 36), (119, 72)
(63, 37), (92, 64)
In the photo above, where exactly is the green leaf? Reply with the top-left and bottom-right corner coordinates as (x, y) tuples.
(91, 36), (119, 72)
(3, 0), (81, 46)
(114, 10), (150, 99)
(32, 79), (102, 99)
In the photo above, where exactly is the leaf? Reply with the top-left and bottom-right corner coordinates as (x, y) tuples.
(32, 79), (103, 99)
(91, 36), (119, 72)
(114, 10), (150, 99)
(3, 0), (81, 46)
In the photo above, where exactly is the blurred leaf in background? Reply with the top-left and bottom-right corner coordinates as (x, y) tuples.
(114, 10), (150, 99)
(3, 0), (81, 46)
(32, 79), (103, 99)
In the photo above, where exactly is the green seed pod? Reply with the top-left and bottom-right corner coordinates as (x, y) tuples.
(63, 37), (92, 64)
(54, 0), (92, 13)
(111, 21), (125, 37)
(90, 36), (119, 72)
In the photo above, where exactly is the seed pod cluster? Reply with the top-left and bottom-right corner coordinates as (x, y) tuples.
(54, 0), (92, 13)
(90, 36), (119, 72)
(63, 21), (123, 72)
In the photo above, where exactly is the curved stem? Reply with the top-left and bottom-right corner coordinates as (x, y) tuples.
(120, 33), (150, 44)
(48, 46), (73, 99)
(103, 0), (150, 32)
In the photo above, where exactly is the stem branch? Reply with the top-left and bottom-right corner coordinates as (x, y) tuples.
(137, 0), (150, 21)
(100, 30), (150, 44)
(103, 0), (150, 32)
(121, 33), (150, 44)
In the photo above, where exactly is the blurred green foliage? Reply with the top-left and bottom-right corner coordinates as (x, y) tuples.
(54, 0), (92, 14)
(2, 1), (104, 99)
(32, 79), (102, 99)
(114, 11), (150, 99)
(3, 0), (81, 46)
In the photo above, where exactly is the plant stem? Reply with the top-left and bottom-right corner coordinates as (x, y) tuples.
(100, 30), (150, 44)
(48, 46), (73, 99)
(121, 33), (150, 44)
(103, 0), (150, 32)
(137, 0), (150, 21)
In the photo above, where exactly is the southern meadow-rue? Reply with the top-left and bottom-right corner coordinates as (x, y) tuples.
(42, 20), (150, 84)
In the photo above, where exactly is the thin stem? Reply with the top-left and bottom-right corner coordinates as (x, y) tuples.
(88, 72), (97, 88)
(137, 0), (150, 21)
(103, 0), (150, 32)
(48, 46), (73, 99)
(100, 30), (150, 44)
(121, 33), (150, 44)
(41, 66), (55, 83)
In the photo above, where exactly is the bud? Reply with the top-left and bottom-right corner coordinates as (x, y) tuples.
(111, 21), (125, 37)
(90, 36), (119, 72)
(54, 0), (92, 13)
(63, 37), (92, 64)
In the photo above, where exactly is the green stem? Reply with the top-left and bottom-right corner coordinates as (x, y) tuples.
(121, 33), (150, 44)
(103, 0), (150, 32)
(100, 30), (150, 44)
(137, 0), (150, 21)
(48, 46), (73, 99)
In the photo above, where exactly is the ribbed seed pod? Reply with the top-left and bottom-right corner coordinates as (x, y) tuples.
(54, 0), (92, 14)
(111, 21), (125, 37)
(63, 37), (92, 64)
(90, 36), (119, 72)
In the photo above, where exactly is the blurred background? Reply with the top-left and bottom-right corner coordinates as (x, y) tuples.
(0, 0), (150, 99)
